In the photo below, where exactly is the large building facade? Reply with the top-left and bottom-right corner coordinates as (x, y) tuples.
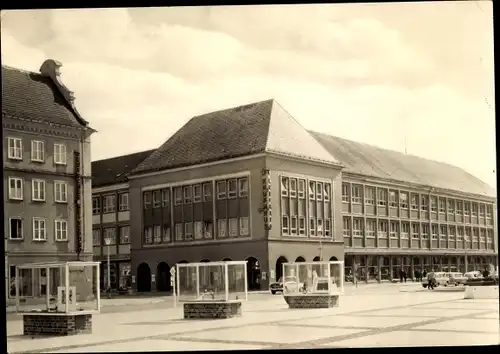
(3, 60), (95, 300)
(90, 99), (498, 292)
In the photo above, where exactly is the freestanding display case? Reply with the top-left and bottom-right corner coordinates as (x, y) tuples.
(282, 261), (344, 308)
(176, 261), (247, 319)
(15, 261), (101, 336)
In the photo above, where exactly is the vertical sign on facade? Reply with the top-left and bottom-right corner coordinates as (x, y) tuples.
(74, 151), (83, 259)
(261, 169), (272, 230)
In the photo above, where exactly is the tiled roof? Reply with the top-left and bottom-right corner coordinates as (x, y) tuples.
(1, 65), (85, 128)
(310, 131), (496, 198)
(92, 149), (155, 188)
(132, 99), (340, 175)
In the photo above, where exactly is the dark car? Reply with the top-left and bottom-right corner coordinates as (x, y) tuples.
(269, 276), (300, 295)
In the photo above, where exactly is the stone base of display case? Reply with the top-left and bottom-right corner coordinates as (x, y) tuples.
(464, 286), (499, 300)
(183, 301), (242, 319)
(23, 313), (92, 336)
(284, 294), (339, 308)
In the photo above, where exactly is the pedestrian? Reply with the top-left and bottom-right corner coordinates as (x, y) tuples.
(415, 270), (420, 282)
(353, 263), (358, 288)
(399, 268), (404, 283)
(427, 272), (435, 290)
(423, 270), (427, 279)
(403, 270), (407, 283)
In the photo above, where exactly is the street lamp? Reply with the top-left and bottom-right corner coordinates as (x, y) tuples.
(104, 235), (112, 299)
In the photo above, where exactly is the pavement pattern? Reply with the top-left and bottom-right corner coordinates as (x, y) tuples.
(6, 283), (499, 352)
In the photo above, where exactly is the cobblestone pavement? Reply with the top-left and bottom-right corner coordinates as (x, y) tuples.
(8, 284), (498, 353)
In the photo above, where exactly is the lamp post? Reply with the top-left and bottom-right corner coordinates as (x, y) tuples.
(104, 236), (111, 299)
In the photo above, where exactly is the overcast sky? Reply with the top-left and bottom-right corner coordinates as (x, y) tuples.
(1, 2), (496, 187)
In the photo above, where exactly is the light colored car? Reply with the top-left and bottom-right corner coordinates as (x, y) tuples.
(269, 276), (302, 295)
(422, 272), (450, 288)
(448, 272), (468, 286)
(464, 271), (483, 279)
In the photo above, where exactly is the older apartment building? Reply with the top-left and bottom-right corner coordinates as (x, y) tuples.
(3, 60), (95, 299)
(91, 150), (153, 291)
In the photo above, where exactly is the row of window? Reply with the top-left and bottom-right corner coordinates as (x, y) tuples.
(342, 183), (493, 217)
(7, 137), (68, 164)
(143, 177), (250, 210)
(342, 218), (494, 241)
(8, 217), (68, 241)
(281, 177), (332, 201)
(92, 226), (130, 245)
(92, 193), (129, 214)
(281, 216), (332, 237)
(143, 217), (250, 244)
(7, 177), (68, 203)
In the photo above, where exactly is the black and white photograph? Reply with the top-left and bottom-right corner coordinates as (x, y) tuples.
(2, 1), (498, 352)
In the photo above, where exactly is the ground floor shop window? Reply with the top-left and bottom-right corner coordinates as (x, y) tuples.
(119, 263), (132, 289)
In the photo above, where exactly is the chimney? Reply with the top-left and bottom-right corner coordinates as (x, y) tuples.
(40, 59), (75, 103)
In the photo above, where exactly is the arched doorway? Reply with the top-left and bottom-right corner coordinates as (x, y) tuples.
(295, 256), (305, 262)
(313, 256), (321, 262)
(246, 257), (261, 290)
(137, 263), (151, 292)
(221, 257), (232, 261)
(295, 256), (307, 283)
(156, 262), (171, 292)
(329, 256), (338, 261)
(312, 256), (321, 277)
(275, 256), (288, 282)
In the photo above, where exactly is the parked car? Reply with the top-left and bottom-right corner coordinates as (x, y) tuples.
(269, 276), (302, 295)
(464, 271), (483, 279)
(448, 272), (468, 286)
(422, 272), (450, 288)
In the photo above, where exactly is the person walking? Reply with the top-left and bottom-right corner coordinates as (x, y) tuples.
(427, 272), (435, 290)
(353, 263), (358, 288)
(399, 268), (404, 283)
(415, 270), (420, 282)
(403, 270), (407, 283)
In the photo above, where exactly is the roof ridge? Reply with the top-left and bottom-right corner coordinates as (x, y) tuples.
(92, 149), (156, 164)
(192, 98), (275, 119)
(2, 64), (43, 76)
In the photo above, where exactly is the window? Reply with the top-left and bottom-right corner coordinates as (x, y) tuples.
(324, 183), (331, 201)
(411, 223), (419, 239)
(9, 218), (23, 240)
(298, 217), (306, 235)
(193, 184), (202, 203)
(486, 205), (492, 218)
(8, 137), (23, 160)
(33, 218), (46, 241)
(422, 224), (429, 239)
(298, 179), (306, 199)
(290, 216), (298, 235)
(342, 183), (349, 202)
(390, 221), (399, 238)
(289, 178), (297, 198)
(183, 186), (192, 204)
(54, 220), (68, 241)
(152, 191), (161, 208)
(440, 225), (447, 236)
(53, 143), (67, 165)
(174, 187), (182, 205)
(194, 221), (203, 239)
(203, 182), (212, 202)
(103, 227), (117, 244)
(464, 202), (470, 216)
(399, 192), (408, 209)
(479, 204), (485, 217)
(163, 225), (171, 242)
(439, 198), (446, 213)
(308, 181), (316, 200)
(365, 187), (375, 205)
(229, 218), (238, 237)
(351, 185), (362, 204)
(281, 177), (289, 197)
(479, 229), (486, 241)
(31, 140), (44, 162)
(237, 178), (249, 198)
(154, 226), (161, 243)
(239, 217), (249, 236)
(217, 181), (226, 199)
(227, 179), (237, 199)
(464, 227), (471, 241)
(143, 192), (151, 209)
(472, 203), (478, 216)
(103, 195), (116, 213)
(144, 227), (153, 244)
(316, 218), (323, 236)
(449, 226), (456, 240)
(309, 218), (316, 236)
(420, 196), (428, 211)
(119, 226), (130, 244)
(217, 219), (227, 238)
(282, 215), (289, 235)
(161, 190), (170, 207)
(389, 191), (398, 207)
(431, 224), (438, 239)
(410, 194), (418, 210)
(401, 222), (410, 238)
(377, 188), (387, 206)
(32, 179), (46, 201)
(456, 201), (463, 215)
(472, 228), (479, 240)
(324, 219), (331, 237)
(203, 221), (213, 239)
(365, 219), (375, 237)
(456, 227), (464, 241)
(118, 193), (129, 211)
(343, 217), (350, 237)
(378, 220), (388, 238)
(184, 222), (193, 240)
(430, 196), (437, 212)
(175, 223), (184, 241)
(316, 182), (323, 201)
(448, 199), (455, 214)
(8, 177), (23, 200)
(93, 229), (101, 245)
(54, 181), (68, 203)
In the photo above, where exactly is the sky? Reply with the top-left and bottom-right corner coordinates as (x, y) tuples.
(1, 2), (496, 187)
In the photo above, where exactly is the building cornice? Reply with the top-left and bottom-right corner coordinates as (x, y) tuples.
(2, 114), (93, 139)
(92, 183), (130, 194)
(265, 150), (345, 170)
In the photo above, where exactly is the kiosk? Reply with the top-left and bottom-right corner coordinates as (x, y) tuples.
(176, 261), (247, 319)
(15, 261), (101, 336)
(282, 261), (344, 308)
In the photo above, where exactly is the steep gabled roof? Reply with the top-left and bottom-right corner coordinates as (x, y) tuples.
(310, 131), (496, 198)
(92, 149), (155, 188)
(132, 99), (340, 175)
(1, 65), (87, 128)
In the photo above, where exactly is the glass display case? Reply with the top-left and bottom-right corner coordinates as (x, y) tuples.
(282, 261), (344, 296)
(15, 261), (101, 315)
(176, 261), (247, 303)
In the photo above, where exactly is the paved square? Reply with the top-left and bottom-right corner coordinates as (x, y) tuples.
(364, 307), (485, 318)
(285, 315), (435, 329)
(413, 318), (500, 334)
